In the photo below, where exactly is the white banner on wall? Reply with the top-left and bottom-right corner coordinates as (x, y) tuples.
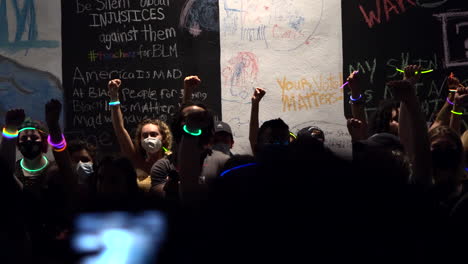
(219, 0), (351, 157)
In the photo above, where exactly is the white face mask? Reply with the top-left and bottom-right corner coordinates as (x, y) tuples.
(142, 137), (162, 154)
(76, 161), (94, 184)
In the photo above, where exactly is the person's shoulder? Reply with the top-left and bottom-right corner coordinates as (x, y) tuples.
(151, 155), (175, 172)
(153, 156), (171, 167)
(210, 149), (230, 160)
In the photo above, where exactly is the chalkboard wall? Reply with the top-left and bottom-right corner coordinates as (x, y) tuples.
(62, 0), (221, 150)
(342, 0), (468, 126)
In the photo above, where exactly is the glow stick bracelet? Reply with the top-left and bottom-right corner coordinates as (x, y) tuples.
(350, 94), (363, 101)
(2, 127), (18, 139)
(395, 68), (433, 74)
(446, 97), (454, 105)
(183, 125), (202, 136)
(47, 134), (66, 149)
(289, 132), (297, 139)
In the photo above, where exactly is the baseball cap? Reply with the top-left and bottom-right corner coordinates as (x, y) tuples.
(215, 121), (233, 135)
(297, 126), (325, 142)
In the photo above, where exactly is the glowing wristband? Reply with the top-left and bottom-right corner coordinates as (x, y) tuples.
(53, 143), (67, 152)
(449, 89), (457, 93)
(451, 110), (463, 115)
(2, 127), (18, 139)
(396, 68), (433, 74)
(289, 132), (297, 139)
(220, 163), (257, 177)
(109, 101), (121, 106)
(47, 134), (67, 149)
(162, 146), (169, 153)
(183, 125), (202, 136)
(350, 94), (362, 101)
(20, 156), (49, 173)
(446, 97), (454, 105)
(420, 69), (434, 74)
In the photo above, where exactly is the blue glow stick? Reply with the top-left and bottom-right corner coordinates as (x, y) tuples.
(220, 163), (257, 177)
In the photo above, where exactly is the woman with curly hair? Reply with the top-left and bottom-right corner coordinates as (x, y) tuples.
(107, 79), (173, 191)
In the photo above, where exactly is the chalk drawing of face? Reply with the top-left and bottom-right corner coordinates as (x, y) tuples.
(180, 0), (220, 37)
(222, 52), (258, 99)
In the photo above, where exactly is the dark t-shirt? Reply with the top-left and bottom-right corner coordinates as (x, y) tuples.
(151, 149), (230, 189)
(14, 158), (69, 259)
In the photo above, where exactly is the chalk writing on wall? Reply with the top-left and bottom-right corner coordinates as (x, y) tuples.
(0, 0), (60, 50)
(63, 0), (221, 149)
(221, 0), (346, 155)
(0, 0), (62, 124)
(221, 0), (324, 51)
(358, 0), (417, 29)
(278, 74), (343, 112)
(434, 11), (468, 68)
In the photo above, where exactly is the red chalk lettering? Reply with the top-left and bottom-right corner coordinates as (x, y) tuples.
(359, 0), (382, 28)
(359, 0), (416, 28)
(383, 0), (400, 21)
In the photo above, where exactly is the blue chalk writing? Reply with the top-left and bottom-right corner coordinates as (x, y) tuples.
(0, 0), (59, 51)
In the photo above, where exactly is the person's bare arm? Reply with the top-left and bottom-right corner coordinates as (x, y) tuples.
(449, 82), (468, 135)
(398, 65), (421, 161)
(183, 75), (201, 104)
(178, 110), (211, 206)
(430, 93), (453, 131)
(347, 118), (367, 142)
(431, 73), (462, 131)
(461, 130), (468, 152)
(390, 65), (432, 186)
(108, 79), (137, 160)
(45, 99), (77, 194)
(347, 71), (368, 134)
(0, 109), (25, 173)
(249, 88), (266, 153)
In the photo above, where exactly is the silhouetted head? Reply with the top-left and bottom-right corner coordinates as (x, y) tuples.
(353, 133), (411, 187)
(369, 100), (400, 136)
(171, 102), (214, 147)
(16, 119), (48, 160)
(255, 118), (290, 158)
(68, 139), (96, 165)
(95, 156), (139, 198)
(429, 126), (464, 184)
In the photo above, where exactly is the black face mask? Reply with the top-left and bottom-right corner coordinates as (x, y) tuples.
(19, 141), (43, 160)
(432, 148), (460, 170)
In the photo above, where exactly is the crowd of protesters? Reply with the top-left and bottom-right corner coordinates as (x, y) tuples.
(2, 66), (468, 263)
